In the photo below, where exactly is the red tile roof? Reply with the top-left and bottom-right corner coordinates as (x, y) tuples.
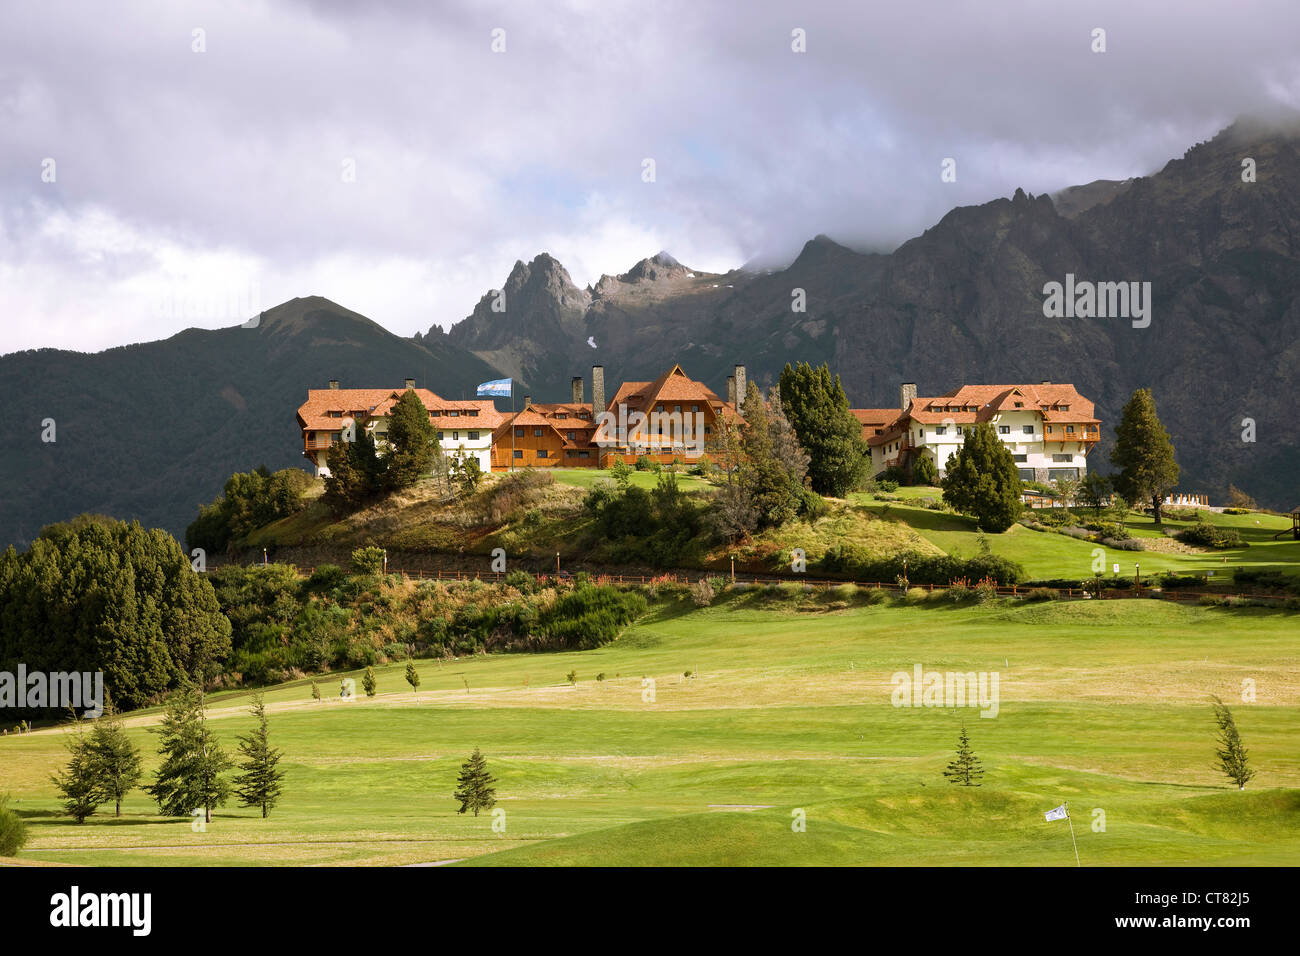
(297, 387), (504, 432)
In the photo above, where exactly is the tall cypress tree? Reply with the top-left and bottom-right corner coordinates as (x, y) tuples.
(1110, 388), (1180, 524)
(385, 389), (438, 490)
(87, 695), (142, 817)
(233, 694), (285, 818)
(941, 422), (1023, 532)
(943, 724), (985, 787)
(453, 747), (498, 816)
(777, 362), (868, 496)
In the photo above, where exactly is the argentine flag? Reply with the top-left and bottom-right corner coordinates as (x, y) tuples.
(476, 378), (512, 397)
(1044, 804), (1069, 822)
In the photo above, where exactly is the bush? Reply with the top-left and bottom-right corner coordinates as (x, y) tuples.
(904, 587), (932, 605)
(305, 564), (347, 593)
(817, 546), (1026, 586)
(691, 578), (716, 607)
(351, 546), (386, 575)
(1024, 588), (1058, 602)
(504, 569), (534, 593)
(877, 480), (899, 493)
(635, 455), (653, 471)
(1175, 524), (1244, 549)
(0, 794), (27, 856)
(1100, 537), (1145, 551)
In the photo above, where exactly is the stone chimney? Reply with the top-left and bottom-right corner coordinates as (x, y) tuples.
(523, 394), (531, 407)
(726, 376), (735, 404)
(571, 376), (584, 404)
(734, 365), (747, 411)
(592, 365), (605, 416)
(1040, 380), (1051, 385)
(404, 377), (415, 389)
(328, 379), (339, 389)
(900, 382), (917, 413)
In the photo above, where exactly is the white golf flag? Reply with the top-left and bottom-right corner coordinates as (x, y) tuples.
(1044, 804), (1069, 822)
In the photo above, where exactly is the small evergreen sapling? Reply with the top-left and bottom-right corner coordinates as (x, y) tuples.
(453, 747), (498, 817)
(943, 724), (985, 787)
(405, 660), (420, 696)
(51, 712), (103, 823)
(87, 695), (142, 817)
(363, 666), (377, 697)
(1211, 695), (1256, 791)
(233, 693), (285, 818)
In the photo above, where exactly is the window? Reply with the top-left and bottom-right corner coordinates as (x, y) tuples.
(452, 431), (459, 441)
(704, 426), (712, 435)
(469, 431), (480, 441)
(874, 429), (884, 436)
(1014, 401), (1024, 408)
(692, 405), (699, 412)
(534, 428), (544, 437)
(935, 426), (947, 435)
(1013, 454), (1028, 463)
(998, 425), (1010, 434)
(537, 449), (548, 458)
(448, 410), (459, 417)
(578, 450), (590, 459)
(514, 427), (524, 437)
(1022, 425), (1034, 434)
(1052, 453), (1073, 462)
(436, 431), (444, 441)
(1017, 468), (1035, 481)
(1048, 467), (1080, 481)
(466, 410), (477, 417)
(567, 431), (576, 440)
(1059, 405), (1070, 411)
(674, 405), (682, 413)
(656, 404), (664, 412)
(917, 429), (924, 438)
(1065, 425), (1075, 434)
(1046, 425), (1053, 434)
(513, 449), (523, 459)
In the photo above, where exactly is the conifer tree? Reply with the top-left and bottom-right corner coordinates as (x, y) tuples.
(51, 712), (104, 823)
(405, 660), (420, 696)
(87, 695), (142, 817)
(941, 422), (1023, 532)
(147, 684), (232, 823)
(363, 666), (377, 697)
(453, 747), (498, 816)
(385, 389), (438, 490)
(1211, 696), (1256, 791)
(777, 361), (868, 496)
(311, 680), (321, 702)
(943, 724), (985, 787)
(1110, 388), (1180, 524)
(233, 693), (285, 818)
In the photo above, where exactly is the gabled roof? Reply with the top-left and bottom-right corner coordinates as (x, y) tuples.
(297, 387), (504, 431)
(608, 364), (735, 418)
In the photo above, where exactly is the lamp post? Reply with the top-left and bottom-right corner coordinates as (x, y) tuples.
(383, 549), (388, 575)
(262, 547), (267, 566)
(1134, 562), (1140, 590)
(730, 553), (735, 584)
(556, 551), (560, 574)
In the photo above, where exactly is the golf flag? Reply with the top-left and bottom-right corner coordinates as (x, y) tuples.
(476, 378), (512, 397)
(1044, 804), (1069, 822)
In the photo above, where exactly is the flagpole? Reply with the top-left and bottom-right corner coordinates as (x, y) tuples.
(510, 382), (515, 473)
(1065, 801), (1080, 867)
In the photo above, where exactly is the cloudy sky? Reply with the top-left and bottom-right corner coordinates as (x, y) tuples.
(2, 0), (1299, 354)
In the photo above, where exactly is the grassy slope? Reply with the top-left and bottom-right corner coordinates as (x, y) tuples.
(3, 595), (1297, 866)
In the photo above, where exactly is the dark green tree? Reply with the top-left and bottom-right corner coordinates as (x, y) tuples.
(362, 666), (377, 697)
(322, 424), (387, 514)
(147, 685), (232, 823)
(453, 747), (498, 816)
(941, 423), (1023, 532)
(233, 694), (285, 818)
(942, 724), (985, 787)
(738, 381), (804, 530)
(1211, 696), (1256, 791)
(87, 695), (143, 817)
(51, 713), (104, 823)
(405, 660), (421, 696)
(452, 452), (484, 497)
(0, 794), (27, 856)
(0, 516), (231, 714)
(384, 389), (438, 490)
(911, 452), (938, 486)
(1110, 388), (1180, 525)
(777, 362), (868, 496)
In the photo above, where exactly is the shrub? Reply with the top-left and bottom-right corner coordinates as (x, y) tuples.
(904, 587), (932, 605)
(973, 576), (999, 604)
(0, 794), (27, 856)
(634, 455), (653, 471)
(877, 480), (899, 493)
(1024, 588), (1058, 602)
(1100, 537), (1145, 551)
(691, 578), (716, 607)
(863, 587), (891, 605)
(350, 546), (386, 575)
(504, 569), (534, 593)
(1175, 524), (1244, 549)
(305, 564), (348, 593)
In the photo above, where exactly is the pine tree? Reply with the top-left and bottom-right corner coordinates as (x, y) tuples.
(1110, 388), (1180, 524)
(941, 422), (1023, 532)
(1211, 696), (1256, 791)
(362, 666), (377, 697)
(942, 724), (985, 787)
(86, 695), (142, 817)
(738, 381), (803, 529)
(147, 685), (232, 822)
(51, 712), (104, 823)
(385, 389), (438, 490)
(776, 362), (868, 496)
(233, 694), (285, 818)
(311, 680), (321, 702)
(911, 452), (938, 486)
(405, 660), (420, 696)
(453, 747), (498, 816)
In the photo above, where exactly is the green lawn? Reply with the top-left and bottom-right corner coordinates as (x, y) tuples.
(848, 495), (1300, 581)
(3, 594), (1297, 866)
(546, 467), (711, 492)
